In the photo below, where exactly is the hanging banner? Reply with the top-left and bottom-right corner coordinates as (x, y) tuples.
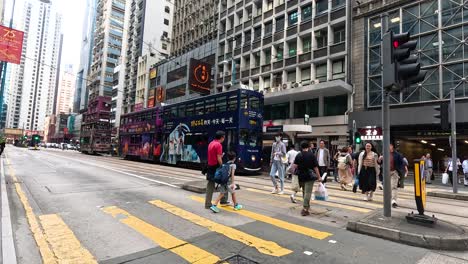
(188, 58), (211, 95)
(0, 25), (24, 64)
(147, 88), (155, 108)
(156, 86), (165, 103)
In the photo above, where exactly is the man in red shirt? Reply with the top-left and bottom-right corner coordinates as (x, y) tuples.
(205, 131), (228, 208)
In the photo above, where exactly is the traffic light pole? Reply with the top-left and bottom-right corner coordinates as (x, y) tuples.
(381, 14), (392, 217)
(450, 88), (458, 194)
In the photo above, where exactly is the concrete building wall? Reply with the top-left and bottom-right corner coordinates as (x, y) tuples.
(57, 64), (75, 114)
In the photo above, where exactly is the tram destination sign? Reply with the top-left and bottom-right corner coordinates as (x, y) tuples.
(188, 58), (211, 95)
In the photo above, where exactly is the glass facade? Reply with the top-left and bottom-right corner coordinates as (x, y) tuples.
(366, 0), (468, 107)
(294, 98), (319, 118)
(264, 103), (290, 120)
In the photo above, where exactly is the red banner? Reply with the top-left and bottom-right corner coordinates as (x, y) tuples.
(0, 25), (24, 64)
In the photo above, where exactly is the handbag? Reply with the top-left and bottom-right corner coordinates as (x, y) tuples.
(291, 175), (300, 192)
(442, 173), (449, 184)
(298, 168), (318, 182)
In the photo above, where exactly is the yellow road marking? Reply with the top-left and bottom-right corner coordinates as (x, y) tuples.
(39, 214), (97, 263)
(190, 196), (333, 240)
(5, 158), (57, 263)
(246, 188), (376, 211)
(102, 206), (220, 263)
(149, 200), (292, 257)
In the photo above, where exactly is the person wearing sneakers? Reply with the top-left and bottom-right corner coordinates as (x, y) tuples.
(358, 143), (380, 202)
(204, 131), (229, 209)
(388, 144), (405, 208)
(269, 133), (287, 194)
(294, 141), (321, 216)
(210, 151), (243, 213)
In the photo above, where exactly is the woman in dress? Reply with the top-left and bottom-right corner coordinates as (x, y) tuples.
(358, 143), (380, 201)
(337, 146), (353, 191)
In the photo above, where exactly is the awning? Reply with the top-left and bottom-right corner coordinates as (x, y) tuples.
(263, 124), (312, 133)
(297, 125), (348, 137)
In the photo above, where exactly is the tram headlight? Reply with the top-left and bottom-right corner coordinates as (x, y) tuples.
(251, 155), (256, 162)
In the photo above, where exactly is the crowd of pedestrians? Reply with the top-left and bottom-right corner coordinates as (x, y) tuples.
(203, 130), (467, 217)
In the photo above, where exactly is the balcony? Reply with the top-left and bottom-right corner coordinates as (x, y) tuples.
(331, 7), (346, 20)
(299, 52), (312, 63)
(220, 10), (227, 18)
(330, 42), (346, 54)
(275, 4), (285, 13)
(225, 52), (232, 59)
(242, 44), (251, 52)
(285, 56), (297, 66)
(219, 32), (225, 40)
(300, 20), (313, 31)
(274, 31), (284, 42)
(227, 29), (234, 36)
(234, 47), (242, 56)
(236, 1), (243, 9)
(287, 0), (298, 9)
(235, 24), (243, 33)
(217, 77), (223, 84)
(314, 13), (328, 27)
(262, 64), (271, 73)
(244, 19), (253, 28)
(286, 26), (297, 37)
(251, 67), (260, 75)
(264, 9), (273, 19)
(273, 60), (283, 70)
(228, 6), (235, 14)
(254, 15), (262, 24)
(314, 47), (327, 58)
(263, 35), (272, 45)
(218, 54), (224, 62)
(252, 40), (261, 49)
(241, 69), (250, 78)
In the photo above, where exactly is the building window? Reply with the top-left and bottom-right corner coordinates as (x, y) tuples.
(165, 6), (170, 13)
(324, 95), (347, 116)
(162, 31), (168, 38)
(275, 46), (283, 60)
(162, 43), (168, 50)
(264, 103), (290, 120)
(164, 19), (169, 25)
(316, 63), (327, 82)
(332, 0), (345, 8)
(333, 26), (346, 44)
(264, 49), (271, 64)
(294, 98), (318, 118)
(316, 0), (328, 14)
(267, 0), (273, 11)
(301, 67), (311, 82)
(275, 16), (284, 32)
(315, 30), (328, 49)
(288, 11), (298, 25)
(287, 71), (296, 82)
(302, 37), (311, 53)
(264, 22), (273, 36)
(288, 41), (297, 57)
(302, 5), (312, 21)
(332, 59), (345, 80)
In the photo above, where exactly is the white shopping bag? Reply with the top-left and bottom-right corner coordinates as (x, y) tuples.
(442, 173), (449, 185)
(314, 182), (328, 201)
(291, 175), (300, 192)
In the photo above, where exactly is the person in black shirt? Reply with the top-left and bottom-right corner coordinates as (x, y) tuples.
(294, 140), (322, 216)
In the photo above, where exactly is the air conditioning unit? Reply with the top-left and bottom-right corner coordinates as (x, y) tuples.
(293, 82), (301, 88)
(224, 71), (230, 76)
(282, 83), (288, 89)
(314, 79), (320, 84)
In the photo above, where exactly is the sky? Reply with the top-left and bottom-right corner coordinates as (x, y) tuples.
(4, 0), (87, 73)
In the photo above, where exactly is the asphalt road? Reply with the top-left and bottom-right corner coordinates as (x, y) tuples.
(3, 147), (468, 264)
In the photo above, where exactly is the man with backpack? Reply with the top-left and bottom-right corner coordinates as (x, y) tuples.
(204, 131), (228, 209)
(210, 151), (243, 213)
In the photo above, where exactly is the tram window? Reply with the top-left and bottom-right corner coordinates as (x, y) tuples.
(239, 129), (259, 147)
(170, 107), (178, 118)
(195, 101), (204, 115)
(184, 133), (208, 147)
(178, 105), (186, 118)
(163, 108), (170, 118)
(186, 104), (194, 116)
(205, 99), (215, 113)
(227, 95), (238, 111)
(250, 96), (260, 110)
(146, 112), (152, 121)
(216, 96), (227, 112)
(241, 94), (248, 109)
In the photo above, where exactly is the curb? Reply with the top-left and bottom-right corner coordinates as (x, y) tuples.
(347, 214), (468, 251)
(1, 158), (18, 264)
(427, 191), (468, 201)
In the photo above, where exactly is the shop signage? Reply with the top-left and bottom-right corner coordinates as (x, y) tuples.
(0, 25), (24, 64)
(266, 125), (283, 133)
(156, 86), (165, 103)
(188, 58), (211, 95)
(149, 68), (157, 79)
(147, 88), (155, 108)
(358, 127), (383, 141)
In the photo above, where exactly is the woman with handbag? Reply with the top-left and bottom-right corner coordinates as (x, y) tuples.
(337, 146), (353, 191)
(358, 143), (380, 201)
(293, 141), (322, 216)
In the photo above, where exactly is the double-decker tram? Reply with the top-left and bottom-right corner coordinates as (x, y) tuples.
(119, 107), (163, 161)
(118, 89), (264, 173)
(80, 96), (112, 154)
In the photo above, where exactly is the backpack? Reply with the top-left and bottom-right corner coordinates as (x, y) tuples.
(337, 154), (349, 170)
(214, 164), (231, 184)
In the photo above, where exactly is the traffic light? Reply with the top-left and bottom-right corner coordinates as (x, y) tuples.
(434, 103), (449, 130)
(354, 132), (362, 144)
(382, 31), (427, 92)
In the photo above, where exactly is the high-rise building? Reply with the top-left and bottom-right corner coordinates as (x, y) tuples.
(121, 0), (173, 114)
(350, 0), (468, 161)
(6, 0), (63, 131)
(170, 0), (218, 56)
(56, 64), (75, 114)
(74, 0), (97, 112)
(87, 0), (126, 102)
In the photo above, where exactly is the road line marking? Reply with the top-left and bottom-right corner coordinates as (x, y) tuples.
(149, 200), (292, 257)
(1, 158), (18, 264)
(102, 206), (220, 263)
(190, 196), (333, 240)
(38, 214), (97, 263)
(246, 188), (374, 212)
(45, 152), (179, 188)
(5, 157), (57, 264)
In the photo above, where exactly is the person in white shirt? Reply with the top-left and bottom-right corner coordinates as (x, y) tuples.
(424, 153), (433, 184)
(286, 146), (299, 180)
(315, 140), (330, 183)
(445, 157), (462, 186)
(462, 156), (468, 187)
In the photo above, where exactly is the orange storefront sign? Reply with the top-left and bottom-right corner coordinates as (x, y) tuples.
(188, 58), (211, 95)
(0, 25), (24, 64)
